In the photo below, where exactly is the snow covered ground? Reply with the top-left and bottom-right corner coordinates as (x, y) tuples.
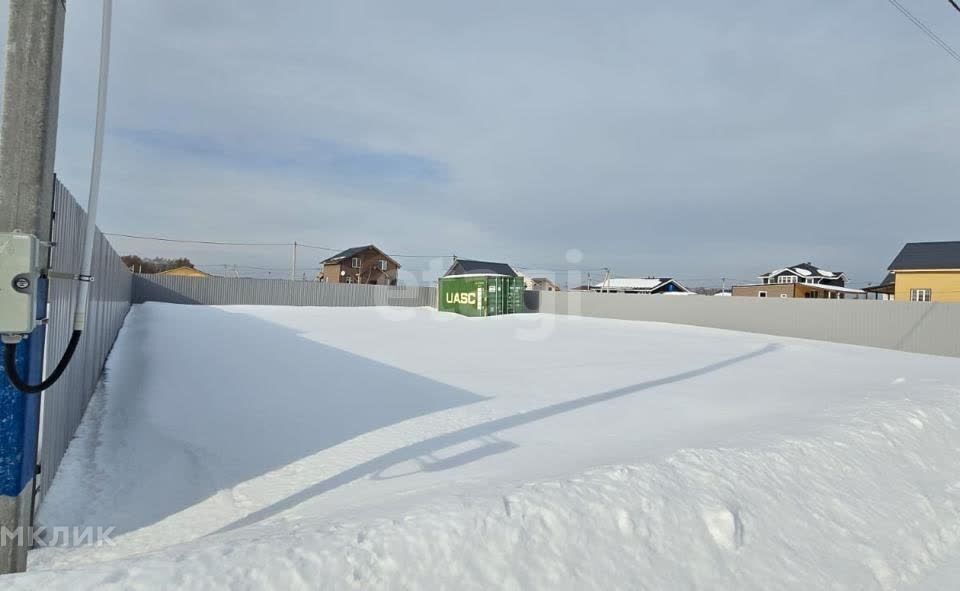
(9, 303), (960, 589)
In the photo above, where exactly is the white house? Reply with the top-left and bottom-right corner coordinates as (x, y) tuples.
(592, 277), (691, 295)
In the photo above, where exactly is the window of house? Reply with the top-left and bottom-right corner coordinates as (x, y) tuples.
(777, 275), (798, 284)
(780, 294), (789, 298)
(378, 259), (388, 271)
(910, 288), (932, 302)
(351, 257), (361, 269)
(343, 276), (353, 284)
(759, 291), (767, 298)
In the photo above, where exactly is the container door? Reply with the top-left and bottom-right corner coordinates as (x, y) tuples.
(508, 276), (523, 314)
(487, 277), (499, 316)
(496, 277), (506, 315)
(479, 281), (486, 316)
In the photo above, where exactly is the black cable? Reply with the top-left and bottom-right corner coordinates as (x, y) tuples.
(4, 330), (82, 394)
(950, 0), (960, 14)
(105, 233), (290, 247)
(885, 0), (960, 63)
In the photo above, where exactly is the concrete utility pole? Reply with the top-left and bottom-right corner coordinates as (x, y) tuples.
(0, 0), (66, 575)
(290, 241), (297, 281)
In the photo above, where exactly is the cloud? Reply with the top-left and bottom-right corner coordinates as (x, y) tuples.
(112, 127), (448, 184)
(2, 0), (959, 285)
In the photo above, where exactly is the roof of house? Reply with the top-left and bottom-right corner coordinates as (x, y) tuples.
(157, 266), (208, 277)
(594, 278), (662, 290)
(806, 283), (866, 295)
(445, 259), (518, 277)
(888, 241), (960, 271)
(733, 282), (866, 295)
(867, 272), (895, 288)
(592, 277), (689, 292)
(760, 262), (844, 280)
(321, 245), (400, 267)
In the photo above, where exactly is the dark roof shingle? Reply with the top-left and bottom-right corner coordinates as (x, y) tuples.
(323, 246), (370, 263)
(864, 272), (895, 292)
(760, 262), (844, 280)
(888, 241), (960, 271)
(321, 245), (400, 267)
(445, 259), (517, 277)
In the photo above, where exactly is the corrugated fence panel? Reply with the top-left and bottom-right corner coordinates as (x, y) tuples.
(39, 179), (132, 500)
(530, 291), (960, 358)
(133, 274), (437, 309)
(134, 277), (960, 357)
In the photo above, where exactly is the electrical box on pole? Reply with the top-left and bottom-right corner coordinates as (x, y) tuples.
(0, 233), (42, 339)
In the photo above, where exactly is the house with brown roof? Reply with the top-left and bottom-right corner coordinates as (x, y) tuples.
(732, 262), (865, 299)
(318, 245), (400, 285)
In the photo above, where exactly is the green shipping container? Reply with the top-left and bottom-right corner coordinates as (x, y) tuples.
(438, 274), (524, 317)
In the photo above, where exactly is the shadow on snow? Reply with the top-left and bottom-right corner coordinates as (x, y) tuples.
(212, 342), (780, 535)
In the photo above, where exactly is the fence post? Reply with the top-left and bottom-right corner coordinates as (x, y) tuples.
(0, 0), (66, 574)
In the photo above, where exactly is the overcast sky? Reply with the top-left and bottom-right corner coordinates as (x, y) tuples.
(3, 1), (960, 286)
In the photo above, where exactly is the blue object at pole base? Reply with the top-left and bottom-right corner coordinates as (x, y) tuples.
(0, 277), (46, 497)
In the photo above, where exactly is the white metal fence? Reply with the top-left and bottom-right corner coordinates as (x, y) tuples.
(135, 278), (960, 358)
(38, 179), (132, 499)
(528, 291), (960, 358)
(133, 274), (437, 308)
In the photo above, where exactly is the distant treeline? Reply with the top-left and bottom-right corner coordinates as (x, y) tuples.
(121, 255), (195, 274)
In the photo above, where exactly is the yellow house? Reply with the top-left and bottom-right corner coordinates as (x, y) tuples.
(157, 266), (209, 278)
(888, 241), (960, 303)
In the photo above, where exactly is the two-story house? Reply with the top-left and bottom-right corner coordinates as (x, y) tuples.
(319, 245), (400, 285)
(732, 262), (865, 299)
(886, 241), (960, 303)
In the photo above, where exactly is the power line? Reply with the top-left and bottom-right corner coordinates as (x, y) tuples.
(105, 232), (290, 247)
(296, 242), (451, 258)
(286, 246), (452, 260)
(107, 232), (454, 260)
(295, 243), (339, 252)
(513, 266), (609, 273)
(387, 253), (454, 259)
(195, 263), (321, 272)
(108, 232), (596, 265)
(950, 0), (960, 15)
(885, 0), (960, 64)
(113, 232), (871, 287)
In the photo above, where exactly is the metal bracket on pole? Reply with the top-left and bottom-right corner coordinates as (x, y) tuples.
(42, 270), (79, 281)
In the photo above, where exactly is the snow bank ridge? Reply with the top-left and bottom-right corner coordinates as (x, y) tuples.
(17, 392), (960, 591)
(316, 396), (960, 590)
